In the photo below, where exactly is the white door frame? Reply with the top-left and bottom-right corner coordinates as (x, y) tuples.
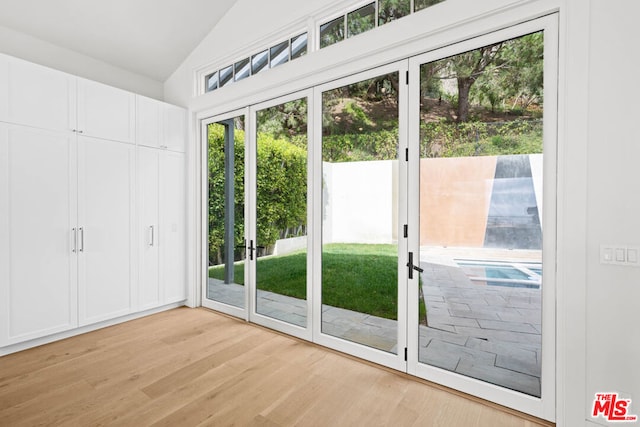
(247, 89), (314, 341)
(406, 15), (558, 421)
(201, 107), (250, 321)
(311, 60), (409, 372)
(196, 13), (558, 422)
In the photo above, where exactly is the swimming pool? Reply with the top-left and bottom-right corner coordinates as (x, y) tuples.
(455, 260), (542, 289)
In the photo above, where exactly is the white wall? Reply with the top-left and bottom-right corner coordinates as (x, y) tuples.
(323, 160), (397, 245)
(585, 1), (640, 425)
(0, 24), (164, 100)
(167, 0), (640, 425)
(164, 0), (348, 106)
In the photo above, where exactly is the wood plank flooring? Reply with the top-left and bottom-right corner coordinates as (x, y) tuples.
(0, 308), (554, 426)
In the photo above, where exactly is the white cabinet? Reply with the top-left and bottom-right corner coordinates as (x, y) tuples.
(0, 126), (136, 344)
(78, 136), (135, 325)
(136, 96), (186, 152)
(138, 146), (161, 308)
(163, 104), (187, 152)
(138, 147), (186, 309)
(0, 53), (187, 350)
(0, 54), (76, 132)
(0, 124), (78, 346)
(77, 78), (135, 144)
(161, 151), (187, 302)
(136, 96), (162, 149)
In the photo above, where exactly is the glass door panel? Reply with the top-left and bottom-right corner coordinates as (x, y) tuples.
(320, 71), (401, 354)
(414, 32), (545, 397)
(254, 98), (309, 327)
(206, 115), (247, 310)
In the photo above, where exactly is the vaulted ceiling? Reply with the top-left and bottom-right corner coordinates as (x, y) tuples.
(0, 0), (239, 81)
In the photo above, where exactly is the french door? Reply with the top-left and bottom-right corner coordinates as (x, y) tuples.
(405, 17), (557, 420)
(202, 108), (249, 320)
(202, 15), (556, 421)
(312, 62), (408, 370)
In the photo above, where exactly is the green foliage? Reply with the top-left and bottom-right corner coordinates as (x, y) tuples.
(378, 0), (411, 25)
(208, 123), (245, 266)
(323, 129), (398, 162)
(420, 119), (543, 158)
(424, 31), (544, 121)
(344, 100), (375, 128)
(208, 123), (307, 264)
(347, 4), (376, 38)
(257, 99), (307, 141)
(256, 133), (307, 251)
(320, 17), (344, 48)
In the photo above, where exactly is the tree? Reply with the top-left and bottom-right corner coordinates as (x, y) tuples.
(450, 42), (504, 122)
(423, 31), (544, 122)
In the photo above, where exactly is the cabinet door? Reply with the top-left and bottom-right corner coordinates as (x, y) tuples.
(77, 79), (135, 144)
(138, 147), (161, 309)
(0, 55), (8, 122)
(160, 151), (186, 303)
(136, 96), (161, 149)
(0, 124), (78, 346)
(0, 55), (76, 132)
(162, 104), (186, 152)
(78, 136), (134, 326)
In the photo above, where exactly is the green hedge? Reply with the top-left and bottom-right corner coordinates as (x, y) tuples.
(420, 118), (543, 158)
(208, 124), (306, 265)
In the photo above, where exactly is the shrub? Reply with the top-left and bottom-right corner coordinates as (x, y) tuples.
(420, 118), (542, 157)
(208, 124), (307, 264)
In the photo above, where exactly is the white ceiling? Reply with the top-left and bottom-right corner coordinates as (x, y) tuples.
(0, 0), (239, 82)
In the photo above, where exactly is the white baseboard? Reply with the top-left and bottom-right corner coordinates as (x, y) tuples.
(0, 302), (186, 357)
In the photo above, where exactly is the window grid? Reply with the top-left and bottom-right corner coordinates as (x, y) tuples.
(204, 32), (308, 94)
(202, 0), (445, 94)
(319, 0), (445, 49)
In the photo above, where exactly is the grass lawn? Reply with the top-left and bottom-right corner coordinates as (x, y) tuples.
(209, 243), (426, 321)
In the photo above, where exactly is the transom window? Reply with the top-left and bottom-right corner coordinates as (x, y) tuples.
(205, 32), (308, 93)
(320, 0), (445, 49)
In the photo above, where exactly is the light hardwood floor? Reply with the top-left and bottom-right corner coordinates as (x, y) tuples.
(0, 308), (554, 426)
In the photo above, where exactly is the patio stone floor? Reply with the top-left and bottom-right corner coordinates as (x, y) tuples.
(207, 248), (542, 397)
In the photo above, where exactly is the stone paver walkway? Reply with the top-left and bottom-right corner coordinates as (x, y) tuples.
(207, 250), (542, 397)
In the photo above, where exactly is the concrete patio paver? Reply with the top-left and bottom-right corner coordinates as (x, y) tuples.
(207, 247), (542, 397)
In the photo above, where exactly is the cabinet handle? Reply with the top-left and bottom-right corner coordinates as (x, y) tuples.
(149, 225), (154, 246)
(72, 228), (77, 253)
(79, 227), (84, 252)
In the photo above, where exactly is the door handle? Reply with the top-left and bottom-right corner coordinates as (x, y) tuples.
(248, 240), (255, 260)
(407, 252), (424, 279)
(72, 228), (77, 253)
(79, 227), (84, 252)
(149, 225), (154, 246)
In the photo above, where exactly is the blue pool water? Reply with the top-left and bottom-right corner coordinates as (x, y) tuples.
(456, 261), (541, 289)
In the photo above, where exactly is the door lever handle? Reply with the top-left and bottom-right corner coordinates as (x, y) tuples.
(407, 252), (424, 279)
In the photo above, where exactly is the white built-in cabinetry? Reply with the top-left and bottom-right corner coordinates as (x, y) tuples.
(137, 95), (187, 311)
(0, 54), (187, 350)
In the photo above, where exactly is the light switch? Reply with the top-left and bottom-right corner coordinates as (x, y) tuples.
(616, 248), (626, 262)
(628, 248), (638, 264)
(603, 248), (613, 262)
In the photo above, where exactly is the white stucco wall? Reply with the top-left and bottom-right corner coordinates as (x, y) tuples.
(323, 160), (397, 245)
